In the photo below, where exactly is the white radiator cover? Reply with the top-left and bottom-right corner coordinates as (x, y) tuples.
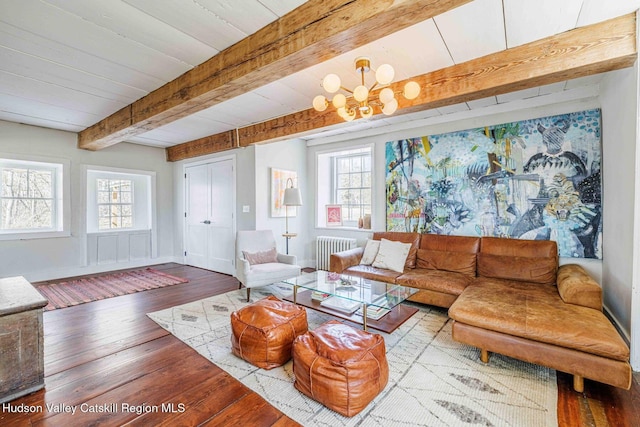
(316, 236), (357, 270)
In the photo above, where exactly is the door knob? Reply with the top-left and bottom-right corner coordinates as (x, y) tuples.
(201, 220), (211, 224)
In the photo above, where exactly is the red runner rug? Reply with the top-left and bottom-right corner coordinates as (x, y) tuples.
(37, 268), (189, 311)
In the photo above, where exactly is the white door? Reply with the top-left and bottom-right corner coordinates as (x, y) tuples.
(185, 159), (235, 274)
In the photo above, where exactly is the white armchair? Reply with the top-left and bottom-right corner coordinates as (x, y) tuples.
(235, 230), (301, 301)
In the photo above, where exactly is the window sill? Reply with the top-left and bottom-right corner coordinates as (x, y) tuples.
(0, 230), (70, 241)
(315, 226), (376, 233)
(87, 229), (151, 235)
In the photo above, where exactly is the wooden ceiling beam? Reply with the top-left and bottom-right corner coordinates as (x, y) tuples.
(78, 0), (472, 151)
(166, 12), (637, 162)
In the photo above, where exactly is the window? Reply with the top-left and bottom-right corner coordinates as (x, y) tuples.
(334, 152), (371, 224)
(97, 178), (133, 230)
(86, 168), (153, 233)
(0, 158), (65, 236)
(317, 146), (372, 228)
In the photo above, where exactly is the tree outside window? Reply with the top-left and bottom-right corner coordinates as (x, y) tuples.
(1, 165), (56, 231)
(97, 179), (133, 230)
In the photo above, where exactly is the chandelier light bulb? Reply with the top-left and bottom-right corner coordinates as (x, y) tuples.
(312, 95), (328, 111)
(361, 106), (374, 119)
(403, 81), (421, 100)
(379, 87), (395, 104)
(332, 93), (346, 109)
(382, 98), (398, 115)
(353, 85), (369, 102)
(322, 73), (341, 93)
(337, 106), (347, 118)
(344, 108), (356, 121)
(375, 64), (395, 85)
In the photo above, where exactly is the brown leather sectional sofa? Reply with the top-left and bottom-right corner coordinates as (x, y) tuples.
(330, 231), (632, 391)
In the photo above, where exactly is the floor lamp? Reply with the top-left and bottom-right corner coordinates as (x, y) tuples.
(282, 178), (303, 254)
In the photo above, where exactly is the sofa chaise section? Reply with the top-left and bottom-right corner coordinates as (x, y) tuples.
(449, 237), (631, 391)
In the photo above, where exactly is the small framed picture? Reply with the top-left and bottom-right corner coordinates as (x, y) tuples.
(326, 204), (342, 226)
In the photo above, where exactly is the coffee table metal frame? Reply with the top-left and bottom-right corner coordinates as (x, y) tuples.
(282, 270), (418, 332)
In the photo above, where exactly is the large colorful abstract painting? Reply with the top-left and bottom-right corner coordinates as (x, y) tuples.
(385, 109), (602, 258)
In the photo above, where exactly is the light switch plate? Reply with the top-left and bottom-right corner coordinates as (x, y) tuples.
(242, 205), (250, 213)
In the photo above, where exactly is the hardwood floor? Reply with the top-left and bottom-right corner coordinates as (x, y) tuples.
(1, 263), (638, 426)
(1, 264), (299, 427)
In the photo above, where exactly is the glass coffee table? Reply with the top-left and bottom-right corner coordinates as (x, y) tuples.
(281, 270), (419, 333)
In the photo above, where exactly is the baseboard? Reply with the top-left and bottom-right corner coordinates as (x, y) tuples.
(23, 256), (180, 283)
(300, 259), (316, 270)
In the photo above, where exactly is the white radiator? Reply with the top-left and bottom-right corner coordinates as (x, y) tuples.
(316, 236), (357, 270)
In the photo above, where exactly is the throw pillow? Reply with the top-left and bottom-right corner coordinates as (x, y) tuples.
(359, 239), (381, 265)
(243, 248), (278, 265)
(371, 238), (411, 273)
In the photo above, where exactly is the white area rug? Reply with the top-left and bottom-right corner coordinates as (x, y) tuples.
(148, 283), (558, 426)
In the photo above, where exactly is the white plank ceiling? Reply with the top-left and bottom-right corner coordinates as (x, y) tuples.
(0, 0), (638, 148)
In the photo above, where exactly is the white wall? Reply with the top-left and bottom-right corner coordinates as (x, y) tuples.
(599, 65), (639, 366)
(254, 139), (310, 266)
(0, 121), (175, 281)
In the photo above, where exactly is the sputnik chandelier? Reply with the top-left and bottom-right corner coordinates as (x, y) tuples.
(312, 57), (420, 121)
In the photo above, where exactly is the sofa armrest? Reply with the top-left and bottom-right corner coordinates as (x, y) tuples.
(557, 264), (602, 311)
(236, 258), (250, 284)
(277, 253), (297, 265)
(330, 247), (364, 273)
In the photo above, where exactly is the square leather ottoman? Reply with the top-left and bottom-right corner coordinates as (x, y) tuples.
(292, 320), (388, 417)
(231, 295), (308, 369)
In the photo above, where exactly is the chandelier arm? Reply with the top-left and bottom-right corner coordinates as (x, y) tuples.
(340, 86), (353, 94)
(368, 82), (379, 92)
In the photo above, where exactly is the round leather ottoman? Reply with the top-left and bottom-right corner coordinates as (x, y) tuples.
(292, 320), (389, 417)
(231, 295), (308, 369)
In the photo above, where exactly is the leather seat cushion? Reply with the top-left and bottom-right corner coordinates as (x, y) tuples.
(231, 296), (308, 369)
(477, 237), (558, 284)
(449, 278), (629, 361)
(344, 265), (402, 283)
(418, 234), (480, 276)
(397, 269), (471, 295)
(292, 320), (388, 417)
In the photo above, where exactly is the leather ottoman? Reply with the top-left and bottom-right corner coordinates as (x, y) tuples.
(231, 295), (308, 369)
(292, 320), (388, 417)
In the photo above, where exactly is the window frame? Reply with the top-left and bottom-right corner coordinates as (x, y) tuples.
(96, 178), (134, 230)
(0, 154), (70, 241)
(86, 166), (154, 234)
(332, 152), (372, 227)
(316, 145), (373, 230)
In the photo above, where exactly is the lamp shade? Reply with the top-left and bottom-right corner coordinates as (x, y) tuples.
(379, 87), (395, 104)
(403, 81), (421, 100)
(332, 93), (347, 109)
(322, 74), (341, 93)
(313, 95), (328, 111)
(375, 64), (395, 85)
(283, 187), (303, 206)
(382, 98), (398, 115)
